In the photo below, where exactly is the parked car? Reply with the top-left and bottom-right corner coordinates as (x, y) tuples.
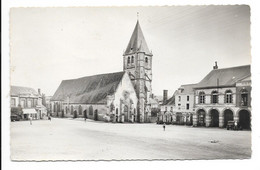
(227, 121), (242, 130)
(10, 114), (21, 121)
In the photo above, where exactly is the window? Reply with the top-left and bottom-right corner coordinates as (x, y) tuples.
(27, 100), (32, 108)
(131, 56), (134, 63)
(79, 105), (82, 115)
(187, 96), (189, 101)
(127, 57), (130, 64)
(145, 57), (148, 63)
(71, 105), (73, 115)
(171, 107), (173, 111)
(225, 90), (233, 103)
(178, 96), (181, 102)
(11, 98), (16, 107)
(199, 91), (205, 104)
(241, 89), (248, 106)
(89, 106), (93, 116)
(57, 103), (60, 112)
(20, 100), (25, 108)
(211, 91), (218, 104)
(165, 107), (167, 111)
(186, 104), (189, 110)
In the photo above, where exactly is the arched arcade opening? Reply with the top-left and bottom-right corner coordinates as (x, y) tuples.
(224, 109), (234, 127)
(239, 110), (251, 130)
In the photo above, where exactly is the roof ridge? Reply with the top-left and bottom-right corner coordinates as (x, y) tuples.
(181, 83), (198, 87)
(11, 85), (35, 89)
(214, 64), (250, 71)
(63, 71), (125, 81)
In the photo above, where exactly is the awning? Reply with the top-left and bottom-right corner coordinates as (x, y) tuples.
(22, 108), (37, 114)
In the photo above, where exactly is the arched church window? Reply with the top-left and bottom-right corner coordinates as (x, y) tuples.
(131, 56), (134, 63)
(70, 105), (73, 115)
(79, 105), (82, 115)
(89, 105), (93, 116)
(145, 57), (148, 63)
(127, 57), (130, 64)
(225, 90), (233, 103)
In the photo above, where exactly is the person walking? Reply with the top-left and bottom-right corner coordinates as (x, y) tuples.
(163, 123), (166, 131)
(234, 121), (238, 130)
(29, 116), (32, 125)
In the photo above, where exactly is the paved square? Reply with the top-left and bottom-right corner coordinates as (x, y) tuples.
(10, 118), (251, 160)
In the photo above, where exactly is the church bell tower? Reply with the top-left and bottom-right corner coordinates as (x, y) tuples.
(123, 20), (153, 123)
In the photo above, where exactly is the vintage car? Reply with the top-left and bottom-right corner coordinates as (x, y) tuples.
(10, 114), (21, 121)
(226, 120), (242, 130)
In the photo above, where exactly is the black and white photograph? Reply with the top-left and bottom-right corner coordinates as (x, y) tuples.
(2, 1), (260, 170)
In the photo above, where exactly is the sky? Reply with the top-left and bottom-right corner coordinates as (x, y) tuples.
(10, 6), (251, 97)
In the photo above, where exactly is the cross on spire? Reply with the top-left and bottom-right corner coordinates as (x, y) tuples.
(137, 12), (139, 21)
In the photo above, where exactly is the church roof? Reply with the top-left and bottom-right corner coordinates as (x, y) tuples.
(11, 86), (39, 96)
(124, 21), (152, 56)
(195, 65), (251, 89)
(51, 71), (125, 104)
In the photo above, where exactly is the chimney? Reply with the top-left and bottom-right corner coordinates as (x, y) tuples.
(163, 90), (168, 103)
(213, 61), (218, 69)
(38, 88), (41, 96)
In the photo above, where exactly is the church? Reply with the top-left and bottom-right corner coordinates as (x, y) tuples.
(50, 20), (154, 123)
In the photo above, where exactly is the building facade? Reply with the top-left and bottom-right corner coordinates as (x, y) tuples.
(158, 90), (175, 124)
(50, 72), (138, 123)
(10, 86), (46, 120)
(174, 84), (196, 125)
(193, 64), (251, 129)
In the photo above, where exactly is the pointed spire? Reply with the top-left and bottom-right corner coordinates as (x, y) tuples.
(124, 20), (152, 56)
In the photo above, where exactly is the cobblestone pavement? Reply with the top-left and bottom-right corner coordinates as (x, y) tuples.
(10, 118), (251, 160)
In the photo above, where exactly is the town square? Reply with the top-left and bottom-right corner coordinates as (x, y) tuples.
(11, 118), (251, 160)
(5, 4), (257, 164)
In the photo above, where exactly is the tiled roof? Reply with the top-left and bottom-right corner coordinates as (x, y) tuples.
(124, 21), (152, 56)
(163, 95), (175, 105)
(176, 84), (197, 95)
(195, 65), (250, 89)
(51, 72), (125, 104)
(11, 86), (39, 96)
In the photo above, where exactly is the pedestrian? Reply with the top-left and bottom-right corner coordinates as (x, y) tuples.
(48, 116), (51, 121)
(234, 121), (238, 130)
(163, 123), (166, 131)
(85, 117), (86, 122)
(29, 116), (32, 125)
